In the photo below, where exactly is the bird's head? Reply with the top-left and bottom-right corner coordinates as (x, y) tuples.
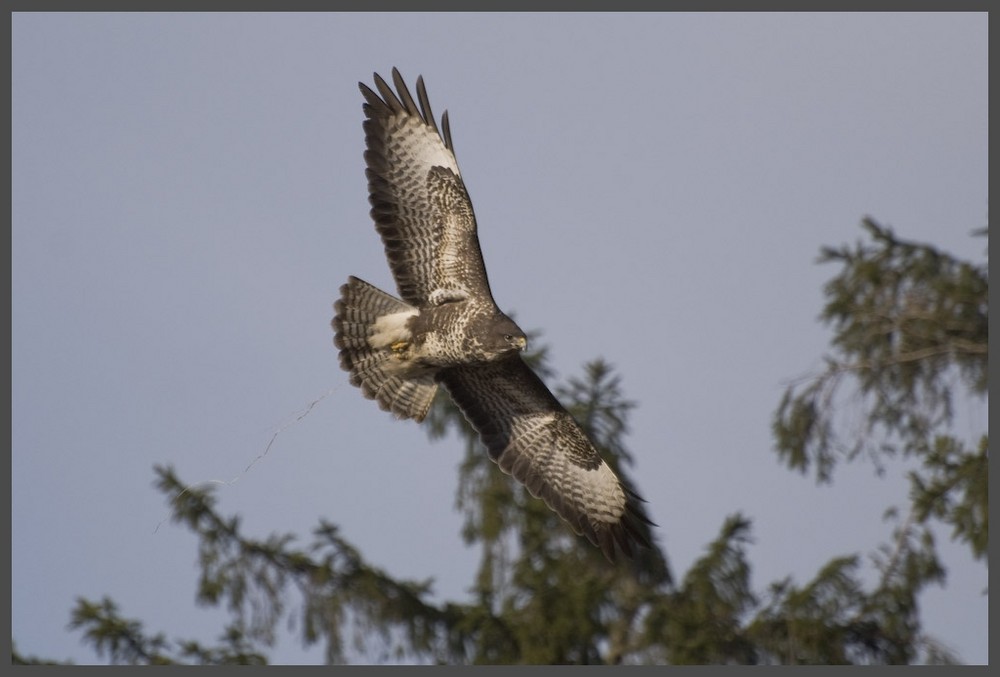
(493, 315), (527, 355)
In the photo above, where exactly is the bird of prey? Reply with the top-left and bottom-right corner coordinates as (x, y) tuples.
(332, 68), (654, 561)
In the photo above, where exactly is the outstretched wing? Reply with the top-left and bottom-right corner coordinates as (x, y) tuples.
(360, 68), (494, 308)
(438, 355), (654, 562)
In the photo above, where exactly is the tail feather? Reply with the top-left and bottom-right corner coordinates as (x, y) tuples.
(332, 276), (438, 421)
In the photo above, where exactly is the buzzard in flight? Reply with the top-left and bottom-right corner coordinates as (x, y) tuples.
(332, 69), (654, 561)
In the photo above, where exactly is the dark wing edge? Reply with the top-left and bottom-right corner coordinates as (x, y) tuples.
(358, 68), (453, 152)
(439, 355), (655, 562)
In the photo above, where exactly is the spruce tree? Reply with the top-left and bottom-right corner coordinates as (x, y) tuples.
(23, 218), (984, 665)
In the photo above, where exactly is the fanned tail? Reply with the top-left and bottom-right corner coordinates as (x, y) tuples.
(332, 276), (438, 421)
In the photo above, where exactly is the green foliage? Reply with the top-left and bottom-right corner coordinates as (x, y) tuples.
(11, 642), (71, 666)
(909, 434), (989, 560)
(25, 217), (984, 664)
(647, 515), (758, 664)
(67, 597), (173, 665)
(773, 217), (987, 563)
(746, 510), (953, 667)
(62, 596), (266, 665)
(155, 468), (463, 664)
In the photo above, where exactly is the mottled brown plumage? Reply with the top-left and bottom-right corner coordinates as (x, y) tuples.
(332, 69), (654, 561)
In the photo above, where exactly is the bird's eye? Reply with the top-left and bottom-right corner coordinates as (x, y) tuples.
(504, 334), (513, 342)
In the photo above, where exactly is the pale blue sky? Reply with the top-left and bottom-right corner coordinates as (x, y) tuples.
(12, 13), (988, 664)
